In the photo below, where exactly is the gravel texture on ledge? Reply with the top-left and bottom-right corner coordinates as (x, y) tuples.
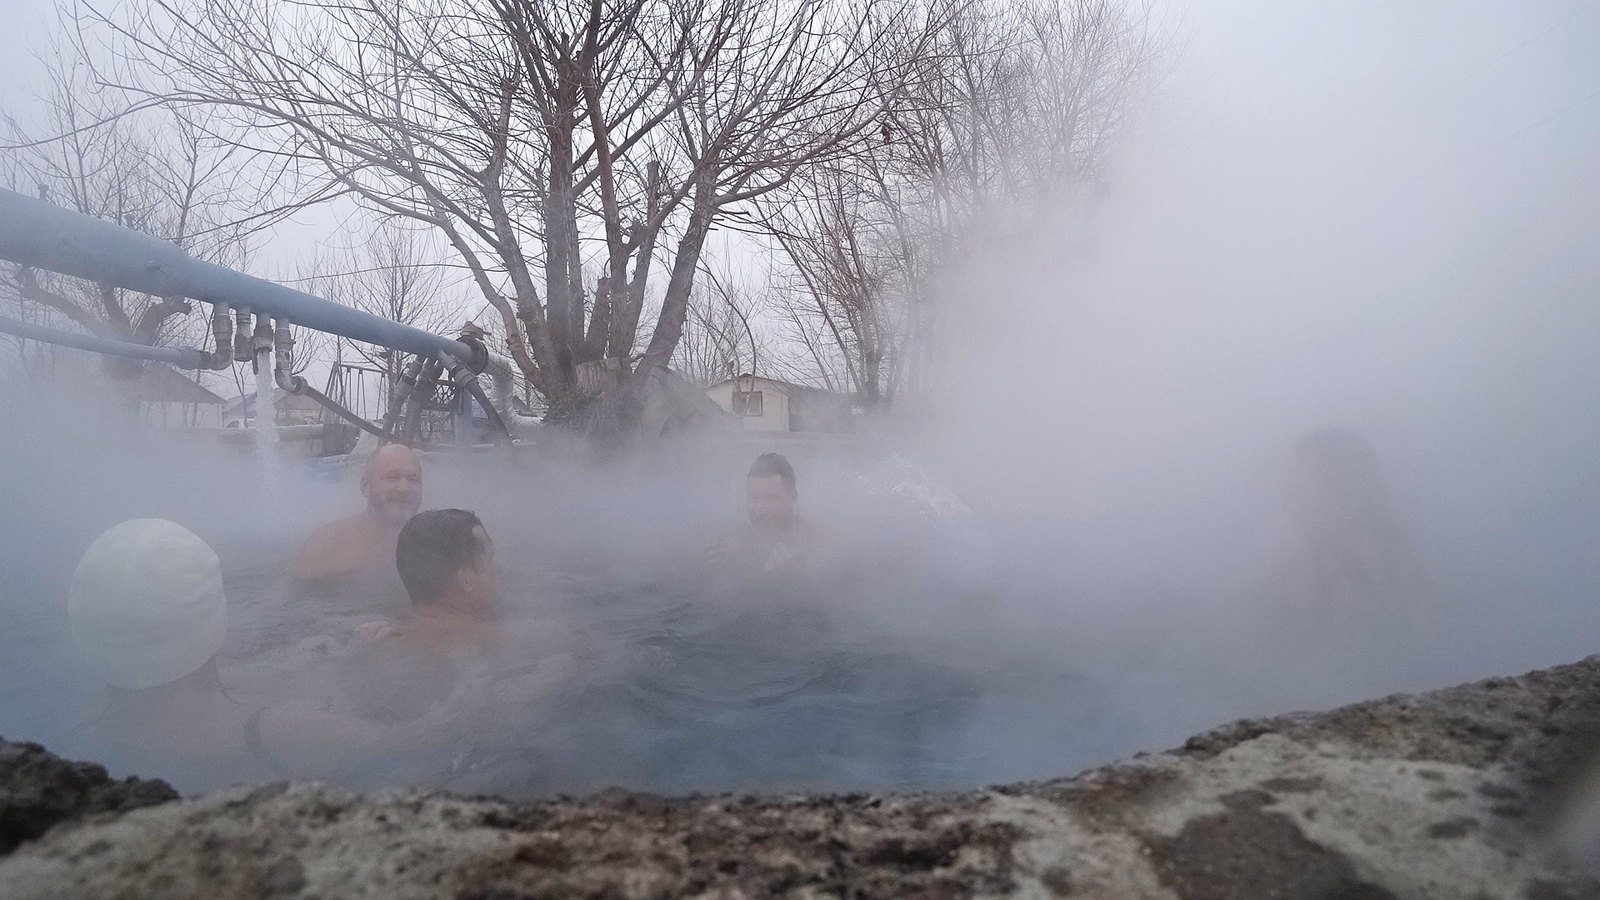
(4, 656), (1600, 899)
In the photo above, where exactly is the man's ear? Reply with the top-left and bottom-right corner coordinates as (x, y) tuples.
(359, 475), (372, 498)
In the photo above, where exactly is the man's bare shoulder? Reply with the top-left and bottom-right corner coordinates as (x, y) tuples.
(293, 513), (374, 579)
(309, 513), (375, 541)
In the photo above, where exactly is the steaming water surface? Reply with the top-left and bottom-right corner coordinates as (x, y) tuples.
(3, 410), (1596, 799)
(208, 542), (1071, 797)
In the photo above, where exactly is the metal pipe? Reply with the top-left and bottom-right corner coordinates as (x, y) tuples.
(441, 352), (511, 444)
(0, 313), (209, 368)
(233, 307), (253, 362)
(489, 362), (515, 426)
(208, 303), (232, 369)
(403, 359), (444, 441)
(290, 378), (427, 450)
(252, 315), (278, 456)
(271, 324), (426, 450)
(379, 357), (426, 439)
(272, 318), (294, 376)
(0, 188), (477, 363)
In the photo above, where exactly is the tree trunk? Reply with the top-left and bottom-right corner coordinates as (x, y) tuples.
(612, 161), (662, 367)
(543, 64), (583, 396)
(636, 174), (716, 378)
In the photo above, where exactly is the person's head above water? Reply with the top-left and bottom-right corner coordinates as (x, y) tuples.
(69, 519), (227, 691)
(1285, 429), (1394, 544)
(395, 508), (498, 616)
(747, 452), (798, 532)
(362, 443), (423, 526)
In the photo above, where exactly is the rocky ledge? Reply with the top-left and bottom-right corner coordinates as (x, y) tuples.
(4, 657), (1600, 899)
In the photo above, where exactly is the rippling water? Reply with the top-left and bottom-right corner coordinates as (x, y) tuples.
(214, 554), (1006, 796)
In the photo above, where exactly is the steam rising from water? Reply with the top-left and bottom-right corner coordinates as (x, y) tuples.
(2, 0), (1599, 794)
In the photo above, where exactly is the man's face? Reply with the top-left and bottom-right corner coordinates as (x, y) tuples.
(363, 450), (423, 524)
(747, 475), (797, 530)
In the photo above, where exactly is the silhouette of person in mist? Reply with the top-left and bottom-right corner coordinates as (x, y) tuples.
(1252, 430), (1435, 684)
(703, 452), (834, 584)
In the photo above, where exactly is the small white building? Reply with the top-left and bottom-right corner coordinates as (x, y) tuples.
(705, 374), (853, 434)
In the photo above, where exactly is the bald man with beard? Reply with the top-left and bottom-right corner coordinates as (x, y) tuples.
(293, 444), (424, 589)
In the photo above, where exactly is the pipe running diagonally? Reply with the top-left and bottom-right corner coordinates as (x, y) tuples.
(270, 319), (426, 450)
(0, 188), (478, 364)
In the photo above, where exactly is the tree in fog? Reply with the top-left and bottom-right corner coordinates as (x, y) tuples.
(82, 0), (914, 417)
(672, 268), (768, 387)
(765, 0), (1167, 408)
(0, 49), (275, 376)
(299, 223), (461, 406)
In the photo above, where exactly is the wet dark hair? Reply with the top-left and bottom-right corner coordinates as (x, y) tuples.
(396, 509), (485, 606)
(748, 452), (796, 492)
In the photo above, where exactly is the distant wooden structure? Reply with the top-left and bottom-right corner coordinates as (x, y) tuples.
(132, 365), (226, 428)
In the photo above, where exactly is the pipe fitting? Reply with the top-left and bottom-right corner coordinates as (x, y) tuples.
(455, 333), (490, 374)
(271, 318), (306, 396)
(233, 307), (254, 362)
(253, 317), (274, 354)
(273, 319), (294, 378)
(209, 303), (233, 369)
(441, 351), (512, 444)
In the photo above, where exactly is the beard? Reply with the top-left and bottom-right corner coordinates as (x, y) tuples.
(375, 495), (420, 524)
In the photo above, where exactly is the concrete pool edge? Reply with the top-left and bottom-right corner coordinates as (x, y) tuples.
(2, 657), (1598, 898)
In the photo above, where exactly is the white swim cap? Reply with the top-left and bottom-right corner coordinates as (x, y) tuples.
(68, 519), (227, 690)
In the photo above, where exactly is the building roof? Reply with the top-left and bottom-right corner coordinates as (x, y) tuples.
(133, 366), (226, 405)
(706, 374), (843, 397)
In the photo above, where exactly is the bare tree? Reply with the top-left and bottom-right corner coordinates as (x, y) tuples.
(672, 267), (768, 387)
(79, 0), (917, 423)
(764, 0), (1168, 407)
(298, 222), (460, 404)
(0, 49), (264, 377)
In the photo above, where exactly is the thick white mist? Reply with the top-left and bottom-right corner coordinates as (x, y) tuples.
(919, 0), (1600, 739)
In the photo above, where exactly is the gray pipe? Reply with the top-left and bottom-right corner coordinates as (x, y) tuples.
(0, 313), (209, 368)
(403, 359), (444, 441)
(208, 303), (232, 369)
(379, 357), (427, 438)
(233, 307), (254, 362)
(0, 188), (477, 364)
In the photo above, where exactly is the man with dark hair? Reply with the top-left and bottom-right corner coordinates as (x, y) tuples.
(391, 508), (499, 646)
(704, 452), (830, 579)
(355, 508), (499, 649)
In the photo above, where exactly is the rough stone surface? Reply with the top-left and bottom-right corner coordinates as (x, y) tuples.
(0, 738), (178, 854)
(5, 656), (1600, 898)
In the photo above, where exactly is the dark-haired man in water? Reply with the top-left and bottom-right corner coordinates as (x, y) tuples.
(703, 452), (833, 581)
(347, 509), (572, 747)
(293, 443), (423, 588)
